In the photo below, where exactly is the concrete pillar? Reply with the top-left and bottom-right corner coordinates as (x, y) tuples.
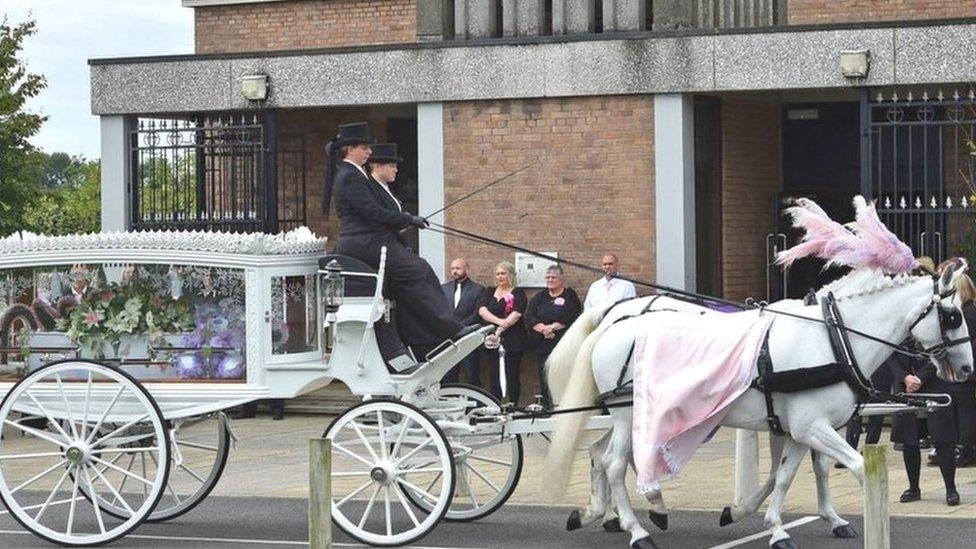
(454, 0), (498, 39)
(417, 103), (447, 278)
(552, 0), (595, 34)
(863, 444), (890, 549)
(653, 94), (696, 291)
(100, 115), (133, 232)
(502, 0), (545, 37)
(309, 439), (332, 549)
(417, 0), (450, 41)
(602, 0), (645, 32)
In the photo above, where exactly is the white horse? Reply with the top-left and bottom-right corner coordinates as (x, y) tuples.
(557, 271), (883, 539)
(545, 265), (973, 549)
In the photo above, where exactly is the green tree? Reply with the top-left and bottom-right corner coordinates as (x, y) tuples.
(23, 155), (100, 235)
(0, 17), (47, 236)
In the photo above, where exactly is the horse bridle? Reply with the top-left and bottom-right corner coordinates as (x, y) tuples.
(907, 279), (971, 361)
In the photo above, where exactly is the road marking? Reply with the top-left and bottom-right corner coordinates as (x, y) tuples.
(0, 529), (485, 549)
(706, 515), (820, 549)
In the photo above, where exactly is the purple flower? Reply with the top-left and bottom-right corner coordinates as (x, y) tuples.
(174, 354), (205, 379)
(212, 353), (246, 380)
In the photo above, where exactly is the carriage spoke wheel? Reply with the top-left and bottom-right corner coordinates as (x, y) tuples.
(0, 359), (169, 547)
(402, 383), (523, 522)
(325, 400), (455, 547)
(76, 412), (231, 523)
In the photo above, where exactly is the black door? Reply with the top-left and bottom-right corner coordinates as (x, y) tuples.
(778, 102), (861, 298)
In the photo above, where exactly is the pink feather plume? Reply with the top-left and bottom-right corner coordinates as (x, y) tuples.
(775, 198), (858, 268)
(846, 196), (919, 274)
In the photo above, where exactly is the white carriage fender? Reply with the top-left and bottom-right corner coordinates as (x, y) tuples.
(220, 411), (239, 451)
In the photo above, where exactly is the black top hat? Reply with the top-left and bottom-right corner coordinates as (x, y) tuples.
(368, 143), (403, 164)
(336, 122), (374, 147)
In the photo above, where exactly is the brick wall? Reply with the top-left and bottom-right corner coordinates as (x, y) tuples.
(442, 96), (656, 300)
(789, 0), (976, 25)
(721, 98), (781, 301)
(195, 0), (417, 54)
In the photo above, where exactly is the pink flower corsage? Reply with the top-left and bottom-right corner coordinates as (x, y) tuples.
(553, 297), (565, 306)
(502, 292), (515, 315)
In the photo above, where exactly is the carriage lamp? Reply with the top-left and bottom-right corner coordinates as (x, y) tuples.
(322, 260), (344, 353)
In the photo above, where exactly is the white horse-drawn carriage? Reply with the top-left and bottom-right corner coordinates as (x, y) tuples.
(0, 228), (533, 547)
(1, 194), (972, 549)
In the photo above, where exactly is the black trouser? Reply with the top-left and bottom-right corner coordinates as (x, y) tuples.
(845, 414), (884, 448)
(487, 349), (522, 405)
(336, 233), (461, 346)
(443, 352), (481, 386)
(535, 352), (554, 408)
(950, 387), (976, 457)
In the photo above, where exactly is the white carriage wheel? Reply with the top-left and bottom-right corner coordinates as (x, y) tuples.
(402, 383), (523, 522)
(0, 359), (170, 547)
(325, 399), (455, 547)
(76, 412), (231, 523)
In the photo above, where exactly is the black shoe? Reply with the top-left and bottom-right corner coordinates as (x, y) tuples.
(919, 437), (932, 450)
(946, 489), (960, 506)
(271, 405), (285, 421)
(956, 454), (976, 467)
(900, 488), (921, 503)
(452, 324), (483, 341)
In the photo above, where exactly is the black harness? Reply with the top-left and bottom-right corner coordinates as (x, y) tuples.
(753, 283), (970, 437)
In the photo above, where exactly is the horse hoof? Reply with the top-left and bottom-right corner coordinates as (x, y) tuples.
(602, 517), (623, 532)
(771, 539), (799, 549)
(719, 506), (734, 527)
(648, 510), (668, 531)
(832, 524), (858, 538)
(566, 509), (582, 531)
(631, 536), (660, 549)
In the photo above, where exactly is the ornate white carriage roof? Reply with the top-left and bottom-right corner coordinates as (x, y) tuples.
(0, 227), (327, 256)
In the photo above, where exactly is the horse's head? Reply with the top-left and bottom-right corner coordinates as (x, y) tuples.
(908, 260), (973, 382)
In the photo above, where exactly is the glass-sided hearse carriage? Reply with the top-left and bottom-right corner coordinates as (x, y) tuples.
(0, 229), (519, 547)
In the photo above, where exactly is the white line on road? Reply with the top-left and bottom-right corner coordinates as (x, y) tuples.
(706, 515), (820, 549)
(0, 529), (487, 549)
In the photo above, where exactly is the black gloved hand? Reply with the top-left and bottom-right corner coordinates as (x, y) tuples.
(409, 215), (430, 229)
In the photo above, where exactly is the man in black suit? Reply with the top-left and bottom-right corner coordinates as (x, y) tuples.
(441, 258), (484, 384)
(331, 124), (477, 359)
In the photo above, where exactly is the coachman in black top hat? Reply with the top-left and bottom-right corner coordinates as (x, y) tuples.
(327, 123), (477, 354)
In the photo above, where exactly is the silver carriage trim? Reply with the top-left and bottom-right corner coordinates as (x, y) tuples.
(0, 226), (328, 256)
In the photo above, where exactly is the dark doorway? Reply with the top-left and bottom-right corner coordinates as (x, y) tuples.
(695, 97), (722, 296)
(388, 117), (419, 251)
(778, 102), (861, 298)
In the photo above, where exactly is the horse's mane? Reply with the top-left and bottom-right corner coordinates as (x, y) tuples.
(823, 269), (922, 302)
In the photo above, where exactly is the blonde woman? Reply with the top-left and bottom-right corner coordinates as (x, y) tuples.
(477, 261), (527, 404)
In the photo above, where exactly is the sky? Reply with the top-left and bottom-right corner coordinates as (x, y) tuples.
(3, 1), (194, 159)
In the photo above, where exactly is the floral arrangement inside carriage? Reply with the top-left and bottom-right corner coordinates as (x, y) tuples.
(0, 261), (248, 381)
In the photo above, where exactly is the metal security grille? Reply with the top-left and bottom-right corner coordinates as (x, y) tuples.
(276, 134), (307, 232)
(130, 114), (271, 233)
(862, 89), (976, 264)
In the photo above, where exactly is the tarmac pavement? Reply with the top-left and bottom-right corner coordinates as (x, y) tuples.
(1, 414), (975, 548)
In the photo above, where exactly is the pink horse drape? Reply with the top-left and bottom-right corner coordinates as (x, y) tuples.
(632, 309), (773, 493)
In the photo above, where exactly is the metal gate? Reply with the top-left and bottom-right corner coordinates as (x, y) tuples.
(861, 88), (976, 264)
(129, 113), (284, 233)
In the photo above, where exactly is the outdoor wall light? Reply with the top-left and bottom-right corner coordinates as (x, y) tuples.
(241, 74), (269, 101)
(839, 50), (870, 79)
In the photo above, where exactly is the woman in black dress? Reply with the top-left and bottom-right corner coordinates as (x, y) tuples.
(891, 350), (961, 505)
(525, 265), (581, 408)
(952, 271), (976, 466)
(477, 261), (527, 404)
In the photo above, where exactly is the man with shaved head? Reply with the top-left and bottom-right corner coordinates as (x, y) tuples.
(583, 253), (637, 309)
(442, 258), (485, 384)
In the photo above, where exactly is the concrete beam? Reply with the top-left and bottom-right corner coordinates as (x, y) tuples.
(417, 103), (446, 276)
(653, 94), (695, 291)
(455, 0), (498, 39)
(90, 22), (976, 114)
(602, 0), (645, 32)
(552, 0), (595, 34)
(502, 0), (546, 37)
(100, 115), (133, 232)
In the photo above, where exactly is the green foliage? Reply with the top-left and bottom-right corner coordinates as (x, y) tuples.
(0, 17), (47, 236)
(22, 156), (101, 234)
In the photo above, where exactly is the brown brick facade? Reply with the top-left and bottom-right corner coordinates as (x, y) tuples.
(789, 0), (976, 25)
(194, 0), (417, 54)
(442, 96), (655, 299)
(720, 98), (781, 301)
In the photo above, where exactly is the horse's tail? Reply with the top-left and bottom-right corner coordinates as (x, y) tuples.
(544, 304), (615, 499)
